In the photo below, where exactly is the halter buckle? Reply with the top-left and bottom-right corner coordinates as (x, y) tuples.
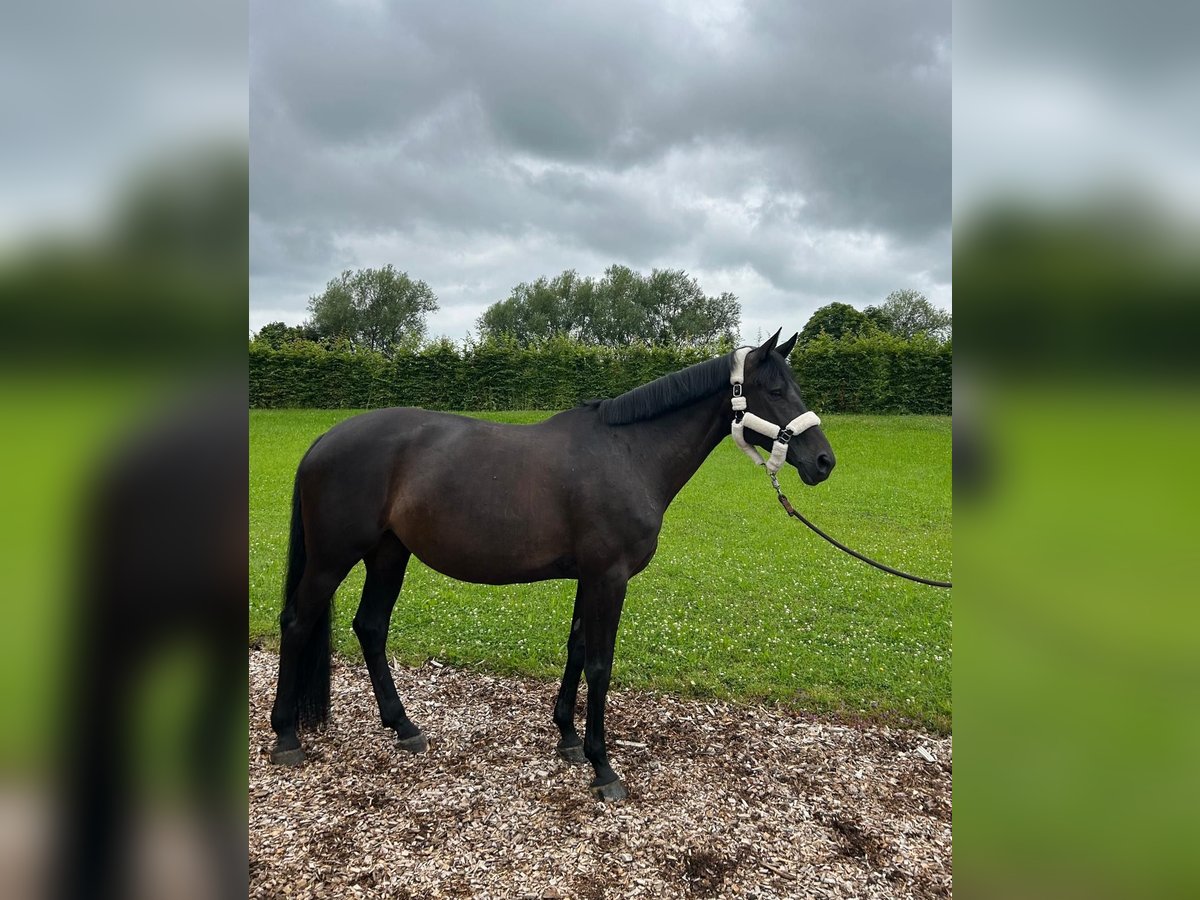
(731, 383), (742, 397)
(776, 428), (793, 444)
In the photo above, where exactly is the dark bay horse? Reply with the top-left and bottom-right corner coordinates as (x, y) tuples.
(269, 330), (835, 799)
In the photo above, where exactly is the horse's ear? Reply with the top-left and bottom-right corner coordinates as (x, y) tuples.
(757, 329), (781, 355)
(776, 332), (799, 359)
(746, 328), (782, 369)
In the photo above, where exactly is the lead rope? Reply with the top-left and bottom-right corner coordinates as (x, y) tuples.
(768, 472), (953, 588)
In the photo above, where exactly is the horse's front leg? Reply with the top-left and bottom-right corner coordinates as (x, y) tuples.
(579, 573), (629, 800)
(552, 584), (587, 764)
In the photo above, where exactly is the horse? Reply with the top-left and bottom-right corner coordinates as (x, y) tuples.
(269, 329), (835, 800)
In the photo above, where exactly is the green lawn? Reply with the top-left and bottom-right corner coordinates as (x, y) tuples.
(250, 410), (952, 731)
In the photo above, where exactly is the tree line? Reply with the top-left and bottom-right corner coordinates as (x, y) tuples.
(253, 264), (950, 355)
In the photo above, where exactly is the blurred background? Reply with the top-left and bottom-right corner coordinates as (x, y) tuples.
(955, 0), (1200, 896)
(0, 1), (246, 898)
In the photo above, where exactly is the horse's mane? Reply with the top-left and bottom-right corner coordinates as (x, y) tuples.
(590, 348), (796, 426)
(595, 352), (735, 426)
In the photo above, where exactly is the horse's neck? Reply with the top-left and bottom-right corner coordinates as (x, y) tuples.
(627, 391), (731, 507)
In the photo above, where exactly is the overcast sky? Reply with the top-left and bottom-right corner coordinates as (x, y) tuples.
(250, 0), (950, 343)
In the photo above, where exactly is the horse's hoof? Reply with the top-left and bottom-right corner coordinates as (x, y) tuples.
(557, 741), (587, 765)
(396, 731), (428, 754)
(269, 746), (306, 767)
(589, 777), (628, 802)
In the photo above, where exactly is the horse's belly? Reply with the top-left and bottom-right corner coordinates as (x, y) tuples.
(393, 505), (575, 585)
(407, 537), (577, 585)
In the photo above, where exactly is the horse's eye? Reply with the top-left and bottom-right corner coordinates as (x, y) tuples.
(769, 388), (783, 398)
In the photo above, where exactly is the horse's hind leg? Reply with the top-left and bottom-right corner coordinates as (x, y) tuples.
(352, 533), (426, 752)
(553, 585), (587, 764)
(270, 561), (350, 764)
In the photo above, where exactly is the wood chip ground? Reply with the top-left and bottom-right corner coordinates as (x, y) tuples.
(250, 651), (951, 898)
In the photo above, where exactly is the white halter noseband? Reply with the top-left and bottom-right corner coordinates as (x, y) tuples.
(730, 346), (821, 475)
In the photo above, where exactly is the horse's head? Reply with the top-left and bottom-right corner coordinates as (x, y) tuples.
(740, 329), (836, 486)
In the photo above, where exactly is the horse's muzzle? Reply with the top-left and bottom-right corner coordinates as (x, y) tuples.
(797, 450), (835, 485)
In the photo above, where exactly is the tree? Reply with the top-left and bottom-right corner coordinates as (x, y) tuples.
(476, 264), (739, 347)
(867, 289), (951, 341)
(476, 270), (582, 344)
(863, 304), (893, 333)
(798, 302), (871, 344)
(307, 266), (438, 354)
(642, 267), (740, 347)
(251, 321), (319, 348)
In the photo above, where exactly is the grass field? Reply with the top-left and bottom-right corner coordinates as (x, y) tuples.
(250, 410), (951, 732)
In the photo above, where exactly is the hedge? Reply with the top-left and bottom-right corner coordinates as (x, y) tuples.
(249, 333), (950, 414)
(792, 332), (953, 414)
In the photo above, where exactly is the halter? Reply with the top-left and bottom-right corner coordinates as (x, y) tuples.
(730, 346), (821, 475)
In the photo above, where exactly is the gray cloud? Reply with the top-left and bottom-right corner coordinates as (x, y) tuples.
(251, 0), (950, 340)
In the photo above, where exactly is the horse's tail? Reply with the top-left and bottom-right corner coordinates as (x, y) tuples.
(282, 456), (331, 730)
